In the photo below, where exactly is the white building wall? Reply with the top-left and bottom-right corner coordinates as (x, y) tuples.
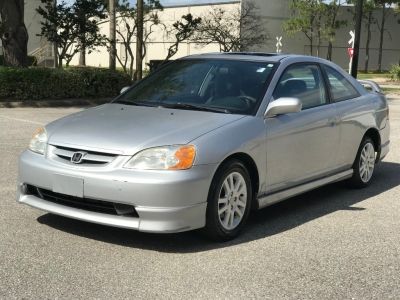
(70, 2), (241, 69)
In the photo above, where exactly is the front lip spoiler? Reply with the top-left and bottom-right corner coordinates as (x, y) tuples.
(18, 194), (207, 233)
(19, 194), (140, 230)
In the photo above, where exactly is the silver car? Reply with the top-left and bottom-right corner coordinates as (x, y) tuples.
(17, 53), (390, 241)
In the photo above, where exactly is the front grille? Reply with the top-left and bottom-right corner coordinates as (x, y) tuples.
(50, 145), (117, 166)
(27, 185), (138, 217)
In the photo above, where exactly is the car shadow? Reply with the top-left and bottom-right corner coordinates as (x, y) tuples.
(37, 161), (400, 253)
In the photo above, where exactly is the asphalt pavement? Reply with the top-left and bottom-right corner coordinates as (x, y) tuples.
(0, 99), (399, 299)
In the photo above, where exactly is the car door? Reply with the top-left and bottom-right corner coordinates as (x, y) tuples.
(265, 63), (340, 193)
(321, 64), (365, 169)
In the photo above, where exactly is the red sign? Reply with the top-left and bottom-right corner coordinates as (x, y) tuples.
(347, 47), (354, 58)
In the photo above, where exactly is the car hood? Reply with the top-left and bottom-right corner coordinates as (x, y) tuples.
(46, 103), (245, 155)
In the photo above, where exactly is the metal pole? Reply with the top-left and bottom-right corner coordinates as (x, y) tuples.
(351, 0), (364, 78)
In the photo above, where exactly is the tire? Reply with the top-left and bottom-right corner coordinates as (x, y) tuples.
(203, 159), (252, 242)
(348, 137), (376, 188)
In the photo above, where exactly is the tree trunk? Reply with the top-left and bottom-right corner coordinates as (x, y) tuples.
(0, 0), (29, 67)
(327, 41), (333, 61)
(53, 42), (59, 68)
(58, 56), (63, 68)
(135, 0), (144, 81)
(378, 4), (385, 72)
(53, 0), (58, 68)
(326, 6), (339, 62)
(364, 10), (372, 72)
(109, 0), (116, 71)
(309, 25), (314, 56)
(79, 49), (86, 66)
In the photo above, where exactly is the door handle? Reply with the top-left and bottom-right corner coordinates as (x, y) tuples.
(328, 118), (338, 127)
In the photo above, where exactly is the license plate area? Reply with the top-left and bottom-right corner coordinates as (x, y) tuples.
(52, 174), (84, 198)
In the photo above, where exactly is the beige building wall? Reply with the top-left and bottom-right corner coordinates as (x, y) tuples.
(10, 0), (399, 71)
(25, 0), (47, 54)
(70, 2), (241, 68)
(246, 0), (400, 70)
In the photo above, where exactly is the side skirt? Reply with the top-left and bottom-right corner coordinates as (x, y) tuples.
(257, 169), (353, 209)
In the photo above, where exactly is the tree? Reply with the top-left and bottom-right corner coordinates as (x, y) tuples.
(109, 0), (116, 70)
(0, 0), (29, 67)
(37, 0), (107, 67)
(285, 0), (349, 58)
(323, 0), (347, 61)
(113, 0), (163, 78)
(135, 0), (144, 81)
(392, 2), (400, 64)
(193, 1), (268, 52)
(52, 0), (58, 68)
(75, 0), (107, 66)
(375, 0), (399, 71)
(163, 14), (201, 62)
(361, 0), (377, 71)
(284, 0), (325, 56)
(37, 1), (75, 67)
(348, 0), (378, 71)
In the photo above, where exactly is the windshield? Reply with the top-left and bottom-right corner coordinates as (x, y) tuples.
(115, 59), (276, 115)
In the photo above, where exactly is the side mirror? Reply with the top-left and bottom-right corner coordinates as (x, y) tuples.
(120, 86), (130, 94)
(265, 97), (302, 118)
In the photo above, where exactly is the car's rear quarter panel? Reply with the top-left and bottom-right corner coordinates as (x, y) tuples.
(335, 92), (389, 168)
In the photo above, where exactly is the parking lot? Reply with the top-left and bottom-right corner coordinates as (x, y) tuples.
(0, 98), (399, 299)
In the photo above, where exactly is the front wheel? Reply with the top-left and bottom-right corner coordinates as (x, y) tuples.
(203, 160), (252, 241)
(348, 137), (376, 188)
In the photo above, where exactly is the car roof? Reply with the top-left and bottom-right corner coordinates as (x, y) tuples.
(180, 52), (311, 62)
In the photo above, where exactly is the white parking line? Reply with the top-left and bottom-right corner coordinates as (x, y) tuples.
(0, 115), (43, 125)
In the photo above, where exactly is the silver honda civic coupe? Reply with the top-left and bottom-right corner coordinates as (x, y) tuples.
(17, 53), (390, 241)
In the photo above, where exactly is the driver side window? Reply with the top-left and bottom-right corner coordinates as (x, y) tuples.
(273, 64), (328, 110)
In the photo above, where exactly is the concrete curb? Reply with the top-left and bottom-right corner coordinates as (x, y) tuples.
(0, 98), (112, 108)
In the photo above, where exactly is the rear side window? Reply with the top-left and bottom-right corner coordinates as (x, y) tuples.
(323, 65), (360, 102)
(273, 64), (327, 110)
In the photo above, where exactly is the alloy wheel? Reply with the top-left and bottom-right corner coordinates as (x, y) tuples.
(217, 172), (247, 230)
(359, 142), (375, 183)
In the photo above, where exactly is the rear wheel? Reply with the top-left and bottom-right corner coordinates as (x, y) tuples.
(348, 137), (376, 188)
(203, 160), (252, 241)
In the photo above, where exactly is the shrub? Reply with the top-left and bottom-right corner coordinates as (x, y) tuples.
(0, 67), (132, 100)
(0, 55), (37, 66)
(389, 64), (400, 81)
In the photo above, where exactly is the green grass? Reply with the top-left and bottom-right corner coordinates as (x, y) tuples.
(358, 72), (391, 80)
(382, 87), (400, 94)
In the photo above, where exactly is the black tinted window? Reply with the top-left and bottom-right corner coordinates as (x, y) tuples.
(274, 64), (327, 110)
(116, 59), (276, 115)
(323, 65), (360, 102)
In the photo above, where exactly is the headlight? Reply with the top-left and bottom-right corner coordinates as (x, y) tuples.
(124, 145), (196, 170)
(29, 127), (48, 155)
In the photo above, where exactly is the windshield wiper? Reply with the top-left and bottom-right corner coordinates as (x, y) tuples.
(114, 100), (160, 107)
(115, 100), (231, 113)
(161, 103), (231, 114)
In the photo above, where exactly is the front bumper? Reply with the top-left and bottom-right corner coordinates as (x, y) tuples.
(17, 150), (216, 233)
